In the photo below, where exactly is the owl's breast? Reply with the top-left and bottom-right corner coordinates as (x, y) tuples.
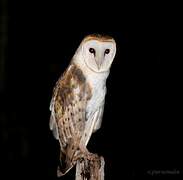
(79, 65), (109, 119)
(86, 81), (106, 119)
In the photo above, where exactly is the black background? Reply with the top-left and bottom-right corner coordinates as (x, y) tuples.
(0, 1), (182, 179)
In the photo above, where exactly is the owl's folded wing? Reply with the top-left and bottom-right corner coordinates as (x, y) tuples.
(49, 63), (92, 176)
(92, 102), (105, 133)
(49, 64), (91, 146)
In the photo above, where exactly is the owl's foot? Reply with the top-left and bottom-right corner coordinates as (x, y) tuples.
(75, 145), (99, 163)
(86, 152), (99, 161)
(79, 145), (99, 161)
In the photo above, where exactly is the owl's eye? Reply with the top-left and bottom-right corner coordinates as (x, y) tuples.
(89, 48), (95, 55)
(105, 49), (110, 54)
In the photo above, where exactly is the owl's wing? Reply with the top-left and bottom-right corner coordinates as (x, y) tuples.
(49, 63), (91, 176)
(80, 102), (105, 147)
(49, 112), (59, 140)
(92, 101), (105, 133)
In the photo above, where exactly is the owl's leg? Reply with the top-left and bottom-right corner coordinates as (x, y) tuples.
(72, 147), (86, 162)
(77, 145), (98, 161)
(75, 145), (98, 161)
(70, 144), (89, 164)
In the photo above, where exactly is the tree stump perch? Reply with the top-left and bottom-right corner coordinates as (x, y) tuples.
(75, 154), (105, 180)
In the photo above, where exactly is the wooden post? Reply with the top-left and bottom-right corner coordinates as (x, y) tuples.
(75, 155), (105, 180)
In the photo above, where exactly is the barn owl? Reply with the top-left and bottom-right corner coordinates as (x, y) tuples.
(49, 34), (116, 176)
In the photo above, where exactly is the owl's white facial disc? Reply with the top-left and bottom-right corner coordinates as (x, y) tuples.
(81, 40), (116, 73)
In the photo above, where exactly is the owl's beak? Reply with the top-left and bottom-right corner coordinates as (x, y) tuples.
(95, 57), (103, 70)
(96, 62), (101, 70)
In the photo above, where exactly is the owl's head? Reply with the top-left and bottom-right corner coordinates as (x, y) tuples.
(74, 34), (116, 73)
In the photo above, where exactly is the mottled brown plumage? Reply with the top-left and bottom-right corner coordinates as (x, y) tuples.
(50, 63), (92, 175)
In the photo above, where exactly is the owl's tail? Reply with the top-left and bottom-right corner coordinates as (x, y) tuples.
(57, 151), (73, 177)
(57, 163), (74, 177)
(57, 140), (83, 177)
